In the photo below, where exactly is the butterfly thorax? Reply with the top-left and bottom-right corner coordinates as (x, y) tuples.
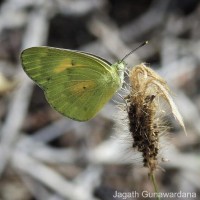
(111, 61), (126, 87)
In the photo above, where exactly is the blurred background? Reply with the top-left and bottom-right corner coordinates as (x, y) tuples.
(0, 0), (200, 199)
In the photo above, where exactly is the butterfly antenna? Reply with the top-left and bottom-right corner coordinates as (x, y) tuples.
(121, 41), (148, 62)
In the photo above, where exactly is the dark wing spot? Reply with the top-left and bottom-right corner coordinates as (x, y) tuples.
(84, 107), (87, 111)
(46, 77), (51, 81)
(71, 60), (76, 66)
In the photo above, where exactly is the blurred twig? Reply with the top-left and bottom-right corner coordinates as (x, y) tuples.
(12, 151), (98, 200)
(0, 9), (49, 176)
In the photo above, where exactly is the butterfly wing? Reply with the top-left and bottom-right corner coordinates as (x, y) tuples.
(21, 47), (121, 121)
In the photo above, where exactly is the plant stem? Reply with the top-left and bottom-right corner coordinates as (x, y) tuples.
(150, 172), (160, 200)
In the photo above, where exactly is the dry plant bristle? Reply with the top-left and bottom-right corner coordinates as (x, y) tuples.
(126, 63), (186, 173)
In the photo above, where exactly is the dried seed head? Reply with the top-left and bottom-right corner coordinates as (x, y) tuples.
(123, 63), (186, 173)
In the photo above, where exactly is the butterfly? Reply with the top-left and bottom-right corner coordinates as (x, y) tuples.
(21, 42), (147, 121)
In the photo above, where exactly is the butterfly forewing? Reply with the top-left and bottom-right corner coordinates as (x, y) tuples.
(21, 47), (121, 121)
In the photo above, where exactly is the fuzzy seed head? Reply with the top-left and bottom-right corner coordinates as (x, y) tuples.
(123, 63), (186, 173)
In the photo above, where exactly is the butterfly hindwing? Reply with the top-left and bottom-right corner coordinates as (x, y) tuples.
(21, 47), (121, 121)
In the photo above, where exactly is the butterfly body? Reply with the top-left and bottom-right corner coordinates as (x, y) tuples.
(21, 47), (126, 121)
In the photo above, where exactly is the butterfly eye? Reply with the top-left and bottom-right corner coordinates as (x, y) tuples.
(118, 61), (126, 70)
